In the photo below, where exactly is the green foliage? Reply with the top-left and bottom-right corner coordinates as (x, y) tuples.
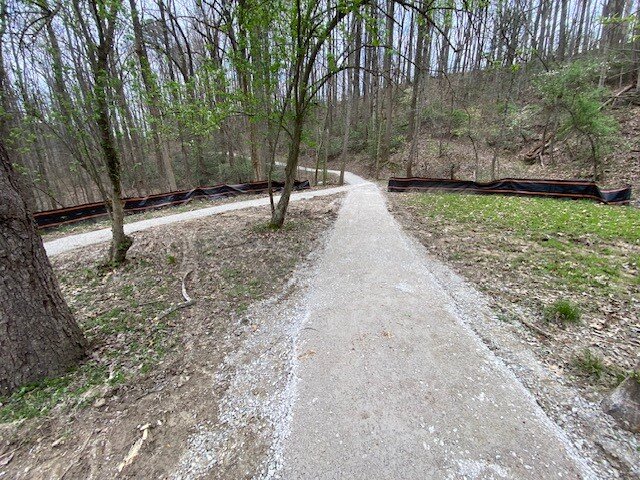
(534, 61), (619, 166)
(449, 109), (471, 133)
(572, 349), (636, 386)
(214, 156), (255, 184)
(349, 125), (369, 153)
(572, 349), (605, 379)
(504, 103), (540, 143)
(390, 134), (404, 153)
(451, 107), (480, 139)
(0, 362), (124, 422)
(543, 299), (581, 325)
(421, 103), (473, 137)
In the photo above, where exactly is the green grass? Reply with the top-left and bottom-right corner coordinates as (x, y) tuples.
(570, 349), (631, 386)
(0, 300), (173, 423)
(543, 299), (581, 325)
(573, 348), (605, 380)
(408, 193), (639, 296)
(410, 193), (640, 243)
(405, 192), (640, 358)
(0, 362), (124, 422)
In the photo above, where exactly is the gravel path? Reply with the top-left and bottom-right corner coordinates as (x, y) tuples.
(44, 166), (361, 257)
(44, 166), (597, 478)
(279, 181), (596, 479)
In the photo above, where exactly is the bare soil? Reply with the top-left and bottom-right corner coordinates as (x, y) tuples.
(0, 194), (343, 479)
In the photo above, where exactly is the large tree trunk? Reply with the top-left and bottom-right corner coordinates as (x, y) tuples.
(0, 141), (86, 396)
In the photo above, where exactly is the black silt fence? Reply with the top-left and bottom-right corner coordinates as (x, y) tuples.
(35, 180), (311, 229)
(388, 177), (631, 205)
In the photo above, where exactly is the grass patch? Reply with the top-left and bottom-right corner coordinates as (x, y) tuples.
(571, 349), (631, 386)
(410, 193), (640, 243)
(0, 294), (173, 423)
(573, 349), (605, 380)
(0, 362), (125, 422)
(407, 193), (639, 299)
(543, 299), (581, 325)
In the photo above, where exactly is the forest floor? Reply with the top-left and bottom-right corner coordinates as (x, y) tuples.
(0, 194), (343, 479)
(396, 105), (640, 200)
(387, 191), (640, 476)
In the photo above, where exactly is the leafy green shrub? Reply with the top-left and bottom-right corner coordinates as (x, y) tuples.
(534, 61), (619, 179)
(449, 108), (471, 135)
(350, 126), (368, 153)
(544, 299), (581, 325)
(420, 103), (470, 137)
(216, 156), (254, 183)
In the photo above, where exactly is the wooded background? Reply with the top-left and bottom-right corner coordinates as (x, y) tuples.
(2, 0), (638, 212)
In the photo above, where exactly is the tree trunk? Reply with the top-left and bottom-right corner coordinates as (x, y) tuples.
(0, 140), (86, 396)
(339, 85), (353, 185)
(406, 4), (426, 177)
(635, 7), (640, 91)
(558, 0), (569, 60)
(129, 0), (177, 191)
(378, 0), (395, 176)
(270, 113), (303, 228)
(93, 47), (133, 264)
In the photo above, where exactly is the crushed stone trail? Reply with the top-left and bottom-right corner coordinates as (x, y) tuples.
(44, 173), (355, 256)
(43, 166), (594, 478)
(280, 180), (594, 479)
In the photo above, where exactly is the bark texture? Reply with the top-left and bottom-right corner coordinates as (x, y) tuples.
(0, 142), (86, 396)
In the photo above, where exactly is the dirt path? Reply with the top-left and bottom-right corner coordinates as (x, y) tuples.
(43, 181), (355, 257)
(279, 181), (596, 479)
(34, 168), (603, 478)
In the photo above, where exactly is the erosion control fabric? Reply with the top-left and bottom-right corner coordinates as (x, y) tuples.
(35, 180), (311, 229)
(388, 177), (632, 205)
